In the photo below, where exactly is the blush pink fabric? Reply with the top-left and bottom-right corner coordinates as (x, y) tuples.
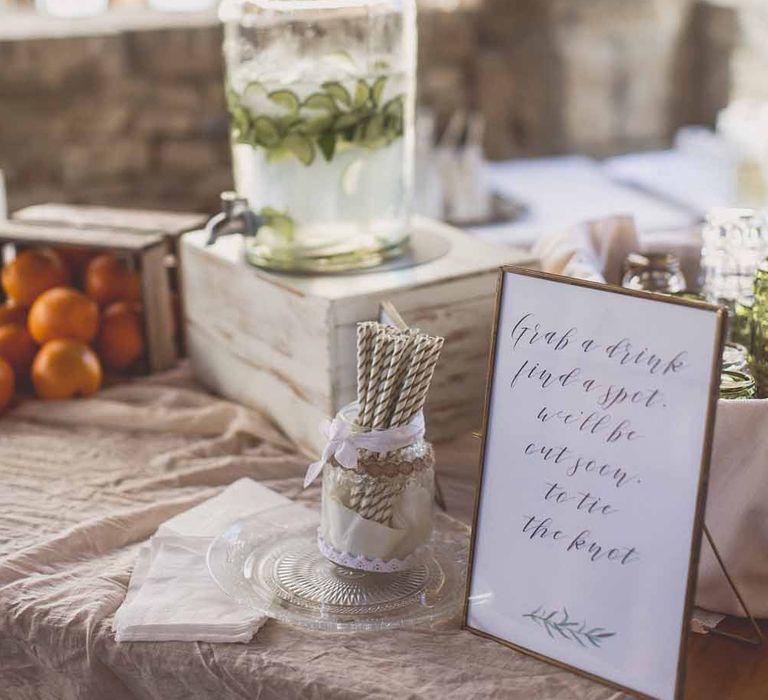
(0, 367), (624, 700)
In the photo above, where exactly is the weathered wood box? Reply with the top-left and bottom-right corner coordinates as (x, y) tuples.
(1, 203), (204, 374)
(180, 217), (533, 455)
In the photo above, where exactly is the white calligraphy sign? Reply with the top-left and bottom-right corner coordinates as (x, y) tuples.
(464, 268), (725, 700)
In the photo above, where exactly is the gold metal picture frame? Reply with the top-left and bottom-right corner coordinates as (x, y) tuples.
(462, 265), (727, 700)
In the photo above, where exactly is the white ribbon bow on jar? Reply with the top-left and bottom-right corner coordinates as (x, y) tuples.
(303, 405), (426, 488)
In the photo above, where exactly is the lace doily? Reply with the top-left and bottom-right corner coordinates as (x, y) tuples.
(317, 533), (431, 573)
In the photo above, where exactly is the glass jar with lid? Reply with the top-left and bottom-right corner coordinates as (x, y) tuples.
(721, 341), (749, 373)
(621, 252), (687, 294)
(219, 0), (417, 272)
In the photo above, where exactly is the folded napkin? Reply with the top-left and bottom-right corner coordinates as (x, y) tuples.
(113, 478), (307, 643)
(532, 214), (703, 289)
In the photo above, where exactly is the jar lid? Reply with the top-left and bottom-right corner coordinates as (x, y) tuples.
(720, 369), (756, 398)
(722, 342), (749, 372)
(706, 208), (768, 227)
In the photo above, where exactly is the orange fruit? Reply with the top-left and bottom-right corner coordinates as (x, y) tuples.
(96, 302), (144, 371)
(84, 254), (141, 307)
(31, 339), (102, 400)
(0, 323), (37, 375)
(28, 287), (99, 345)
(2, 248), (70, 306)
(0, 356), (14, 413)
(0, 300), (27, 327)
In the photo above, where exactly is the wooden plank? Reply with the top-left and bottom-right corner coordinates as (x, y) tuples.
(181, 235), (334, 406)
(13, 203), (205, 236)
(139, 242), (177, 373)
(0, 221), (163, 252)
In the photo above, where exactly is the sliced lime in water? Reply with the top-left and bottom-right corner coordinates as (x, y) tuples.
(353, 80), (370, 108)
(268, 90), (300, 114)
(253, 116), (281, 147)
(370, 77), (387, 107)
(303, 93), (338, 113)
(283, 133), (315, 166)
(322, 81), (352, 108)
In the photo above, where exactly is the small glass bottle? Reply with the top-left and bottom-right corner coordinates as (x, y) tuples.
(701, 208), (768, 312)
(621, 252), (686, 294)
(720, 369), (757, 400)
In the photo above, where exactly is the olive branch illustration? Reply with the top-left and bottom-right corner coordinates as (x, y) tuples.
(523, 606), (616, 648)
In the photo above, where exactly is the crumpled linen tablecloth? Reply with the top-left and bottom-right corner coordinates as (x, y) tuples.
(0, 367), (624, 700)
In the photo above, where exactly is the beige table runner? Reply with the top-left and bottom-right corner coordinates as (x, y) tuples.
(0, 367), (624, 700)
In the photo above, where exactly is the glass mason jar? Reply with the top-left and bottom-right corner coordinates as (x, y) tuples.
(219, 0), (417, 272)
(318, 406), (435, 572)
(621, 252), (686, 294)
(750, 261), (768, 396)
(720, 369), (756, 400)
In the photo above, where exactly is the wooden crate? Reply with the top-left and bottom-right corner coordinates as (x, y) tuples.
(0, 220), (177, 373)
(180, 217), (534, 455)
(13, 203), (205, 257)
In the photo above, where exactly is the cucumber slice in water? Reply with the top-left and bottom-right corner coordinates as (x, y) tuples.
(364, 113), (386, 143)
(303, 93), (338, 113)
(260, 207), (295, 242)
(301, 113), (335, 135)
(283, 133), (316, 166)
(268, 90), (300, 114)
(244, 81), (267, 98)
(253, 116), (280, 147)
(317, 133), (336, 162)
(322, 81), (352, 108)
(353, 80), (370, 108)
(334, 112), (360, 131)
(370, 77), (387, 107)
(383, 95), (404, 120)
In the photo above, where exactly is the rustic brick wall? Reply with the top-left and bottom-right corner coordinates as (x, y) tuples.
(0, 17), (230, 214)
(0, 0), (755, 214)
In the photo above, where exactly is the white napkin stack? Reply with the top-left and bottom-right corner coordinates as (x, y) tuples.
(113, 478), (307, 643)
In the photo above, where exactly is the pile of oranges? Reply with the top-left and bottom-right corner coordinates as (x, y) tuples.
(0, 246), (146, 413)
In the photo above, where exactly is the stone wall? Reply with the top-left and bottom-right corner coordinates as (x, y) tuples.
(0, 13), (231, 214)
(0, 0), (760, 213)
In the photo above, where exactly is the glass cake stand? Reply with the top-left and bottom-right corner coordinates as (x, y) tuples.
(206, 514), (468, 632)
